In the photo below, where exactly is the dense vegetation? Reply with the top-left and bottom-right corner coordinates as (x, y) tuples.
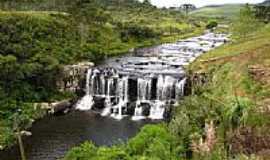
(0, 0), (204, 149)
(65, 4), (270, 160)
(254, 0), (270, 22)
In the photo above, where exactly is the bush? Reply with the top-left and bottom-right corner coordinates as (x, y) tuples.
(127, 125), (176, 159)
(65, 142), (98, 160)
(65, 125), (177, 160)
(206, 20), (218, 29)
(232, 4), (261, 38)
(120, 23), (160, 42)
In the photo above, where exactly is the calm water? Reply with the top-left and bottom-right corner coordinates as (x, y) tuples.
(0, 111), (155, 160)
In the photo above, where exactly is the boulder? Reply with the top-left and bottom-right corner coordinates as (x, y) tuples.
(34, 99), (74, 114)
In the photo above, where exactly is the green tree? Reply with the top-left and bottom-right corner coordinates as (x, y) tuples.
(180, 4), (196, 16)
(254, 5), (270, 22)
(142, 0), (152, 7)
(233, 4), (260, 38)
(206, 20), (218, 30)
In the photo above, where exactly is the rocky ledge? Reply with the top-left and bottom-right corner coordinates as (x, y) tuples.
(35, 99), (76, 114)
(57, 62), (94, 94)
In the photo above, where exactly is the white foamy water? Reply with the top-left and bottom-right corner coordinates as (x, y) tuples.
(76, 32), (229, 120)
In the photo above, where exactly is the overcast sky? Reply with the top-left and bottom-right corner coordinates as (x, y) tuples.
(147, 0), (265, 8)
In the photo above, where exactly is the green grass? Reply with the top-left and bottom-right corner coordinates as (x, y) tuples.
(191, 4), (244, 19)
(190, 24), (270, 101)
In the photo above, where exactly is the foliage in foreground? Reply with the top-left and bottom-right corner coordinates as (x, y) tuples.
(65, 125), (178, 160)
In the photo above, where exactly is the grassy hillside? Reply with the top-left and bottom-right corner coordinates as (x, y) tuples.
(191, 4), (244, 19)
(172, 22), (270, 159)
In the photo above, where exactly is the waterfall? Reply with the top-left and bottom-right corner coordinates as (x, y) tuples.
(174, 78), (187, 106)
(101, 78), (114, 116)
(76, 69), (94, 111)
(111, 76), (129, 120)
(156, 75), (164, 101)
(176, 78), (187, 100)
(149, 101), (166, 120)
(100, 74), (106, 96)
(137, 78), (152, 101)
(76, 33), (228, 120)
(132, 104), (145, 121)
(132, 78), (152, 120)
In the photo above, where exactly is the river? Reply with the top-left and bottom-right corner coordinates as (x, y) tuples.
(0, 111), (157, 160)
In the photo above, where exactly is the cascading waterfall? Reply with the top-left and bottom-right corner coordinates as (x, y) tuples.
(132, 78), (152, 120)
(75, 70), (94, 111)
(111, 76), (129, 120)
(176, 78), (187, 99)
(76, 32), (229, 120)
(101, 78), (114, 116)
(148, 101), (166, 120)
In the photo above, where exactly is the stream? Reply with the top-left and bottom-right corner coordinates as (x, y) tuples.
(0, 31), (228, 160)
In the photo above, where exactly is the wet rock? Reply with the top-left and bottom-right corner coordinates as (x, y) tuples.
(20, 131), (32, 136)
(57, 62), (94, 94)
(35, 99), (74, 114)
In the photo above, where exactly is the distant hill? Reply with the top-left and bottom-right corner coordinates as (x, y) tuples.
(191, 4), (244, 19)
(260, 0), (270, 6)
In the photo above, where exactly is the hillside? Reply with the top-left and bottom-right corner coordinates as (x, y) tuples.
(186, 24), (270, 159)
(260, 0), (270, 6)
(0, 0), (204, 150)
(191, 4), (244, 19)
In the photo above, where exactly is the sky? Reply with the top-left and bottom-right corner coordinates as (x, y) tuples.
(148, 0), (265, 8)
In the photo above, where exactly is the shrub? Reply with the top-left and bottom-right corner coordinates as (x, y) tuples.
(120, 23), (160, 42)
(232, 4), (261, 38)
(65, 142), (98, 160)
(206, 20), (218, 29)
(127, 125), (175, 159)
(65, 125), (177, 160)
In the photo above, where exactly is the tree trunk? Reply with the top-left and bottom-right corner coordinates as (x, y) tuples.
(17, 130), (27, 160)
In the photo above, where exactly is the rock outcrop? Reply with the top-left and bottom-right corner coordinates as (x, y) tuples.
(35, 99), (75, 114)
(57, 62), (94, 94)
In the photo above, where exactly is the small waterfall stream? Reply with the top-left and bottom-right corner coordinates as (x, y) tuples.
(76, 32), (229, 120)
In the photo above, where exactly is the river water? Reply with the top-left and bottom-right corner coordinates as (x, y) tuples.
(0, 32), (228, 160)
(0, 111), (157, 160)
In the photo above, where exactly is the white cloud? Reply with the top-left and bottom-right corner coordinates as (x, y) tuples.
(148, 0), (265, 8)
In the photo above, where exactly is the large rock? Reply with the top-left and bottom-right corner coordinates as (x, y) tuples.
(35, 99), (75, 114)
(57, 62), (94, 94)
